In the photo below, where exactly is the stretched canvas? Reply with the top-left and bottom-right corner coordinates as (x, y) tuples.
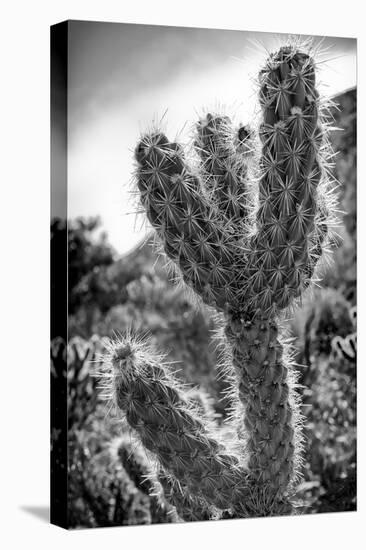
(51, 20), (357, 529)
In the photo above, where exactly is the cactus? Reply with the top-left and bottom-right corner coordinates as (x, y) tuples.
(332, 306), (357, 363)
(67, 336), (106, 429)
(102, 41), (337, 519)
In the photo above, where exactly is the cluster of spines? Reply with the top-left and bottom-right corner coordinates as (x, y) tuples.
(135, 132), (237, 309)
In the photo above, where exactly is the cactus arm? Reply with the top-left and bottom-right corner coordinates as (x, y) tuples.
(242, 46), (332, 314)
(104, 337), (247, 511)
(135, 132), (236, 309)
(194, 113), (253, 228)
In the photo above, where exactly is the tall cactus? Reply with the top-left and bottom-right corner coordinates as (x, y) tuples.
(102, 41), (337, 520)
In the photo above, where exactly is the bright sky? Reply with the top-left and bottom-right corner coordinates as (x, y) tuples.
(65, 22), (356, 254)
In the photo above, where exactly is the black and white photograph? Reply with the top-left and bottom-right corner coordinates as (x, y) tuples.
(50, 20), (357, 530)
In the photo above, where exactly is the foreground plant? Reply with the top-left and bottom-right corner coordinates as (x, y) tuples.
(101, 40), (338, 520)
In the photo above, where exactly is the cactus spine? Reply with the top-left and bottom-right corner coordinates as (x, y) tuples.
(102, 41), (337, 520)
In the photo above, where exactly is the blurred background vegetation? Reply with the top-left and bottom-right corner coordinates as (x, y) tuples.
(51, 88), (356, 528)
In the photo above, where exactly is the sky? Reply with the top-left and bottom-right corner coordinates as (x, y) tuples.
(64, 21), (357, 254)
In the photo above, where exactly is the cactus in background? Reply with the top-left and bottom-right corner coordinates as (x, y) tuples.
(67, 336), (107, 429)
(102, 41), (337, 520)
(332, 306), (357, 363)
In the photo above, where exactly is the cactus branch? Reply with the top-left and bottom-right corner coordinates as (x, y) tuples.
(102, 335), (247, 510)
(194, 113), (253, 229)
(135, 132), (237, 309)
(236, 46), (336, 315)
